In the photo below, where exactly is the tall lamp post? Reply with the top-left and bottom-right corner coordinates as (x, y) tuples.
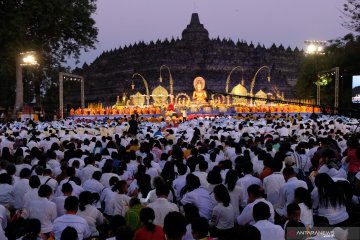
(13, 51), (39, 119)
(304, 40), (326, 105)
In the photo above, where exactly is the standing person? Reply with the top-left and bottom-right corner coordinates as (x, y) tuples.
(133, 207), (165, 240)
(128, 115), (138, 138)
(52, 196), (91, 240)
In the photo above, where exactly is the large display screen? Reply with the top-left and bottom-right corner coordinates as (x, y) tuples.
(352, 75), (360, 104)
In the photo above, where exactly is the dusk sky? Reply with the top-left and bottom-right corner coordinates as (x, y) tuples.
(71, 0), (350, 68)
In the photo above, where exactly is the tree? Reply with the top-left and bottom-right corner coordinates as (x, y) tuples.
(0, 0), (98, 108)
(342, 0), (360, 33)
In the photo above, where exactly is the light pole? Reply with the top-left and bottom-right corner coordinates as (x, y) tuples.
(14, 51), (38, 118)
(304, 40), (326, 105)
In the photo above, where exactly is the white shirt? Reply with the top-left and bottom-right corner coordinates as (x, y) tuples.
(53, 214), (91, 240)
(311, 187), (349, 225)
(77, 204), (104, 236)
(112, 193), (131, 216)
(148, 198), (179, 227)
(27, 197), (57, 233)
(253, 220), (285, 240)
(237, 198), (275, 226)
(52, 195), (68, 217)
(181, 187), (215, 220)
(100, 173), (119, 188)
(299, 202), (314, 228)
(236, 174), (262, 207)
(172, 175), (187, 200)
(0, 204), (8, 229)
(209, 203), (234, 230)
(193, 171), (210, 190)
(79, 165), (99, 183)
(263, 172), (285, 208)
(228, 186), (243, 221)
(0, 184), (14, 206)
(100, 187), (116, 216)
(23, 188), (39, 209)
(13, 178), (30, 209)
(278, 177), (308, 209)
(82, 179), (104, 194)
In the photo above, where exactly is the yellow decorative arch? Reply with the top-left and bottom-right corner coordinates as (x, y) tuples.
(254, 90), (267, 106)
(131, 92), (145, 106)
(152, 85), (169, 106)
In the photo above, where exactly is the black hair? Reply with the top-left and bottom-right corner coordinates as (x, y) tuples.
(206, 169), (222, 185)
(253, 202), (271, 221)
(315, 173), (345, 208)
(287, 203), (300, 216)
(38, 184), (52, 198)
(92, 171), (102, 181)
(294, 187), (312, 209)
(156, 184), (170, 197)
(61, 182), (73, 194)
(242, 161), (254, 174)
(115, 226), (134, 240)
(0, 173), (12, 184)
(247, 184), (264, 198)
(29, 175), (41, 189)
(22, 218), (41, 240)
(140, 207), (156, 232)
(234, 225), (261, 240)
(64, 196), (79, 212)
(214, 184), (231, 207)
(191, 217), (209, 239)
(163, 211), (187, 239)
(225, 169), (238, 192)
(20, 168), (31, 179)
(282, 166), (296, 178)
(79, 191), (94, 211)
(60, 226), (78, 240)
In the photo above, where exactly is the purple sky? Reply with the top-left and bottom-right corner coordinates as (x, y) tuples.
(70, 0), (350, 68)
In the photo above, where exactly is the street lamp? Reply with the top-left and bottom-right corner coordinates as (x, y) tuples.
(14, 51), (39, 118)
(304, 40), (326, 105)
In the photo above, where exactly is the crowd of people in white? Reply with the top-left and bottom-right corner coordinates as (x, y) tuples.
(0, 113), (359, 240)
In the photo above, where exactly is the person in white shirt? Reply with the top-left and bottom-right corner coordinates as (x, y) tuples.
(79, 157), (99, 183)
(236, 161), (262, 207)
(148, 184), (179, 227)
(112, 180), (131, 216)
(100, 176), (119, 217)
(100, 162), (119, 188)
(82, 171), (104, 195)
(225, 169), (243, 221)
(13, 168), (31, 209)
(39, 168), (58, 193)
(276, 167), (308, 216)
(172, 163), (187, 200)
(263, 160), (285, 209)
(180, 174), (215, 220)
(237, 184), (275, 226)
(52, 196), (91, 240)
(294, 187), (314, 228)
(53, 182), (73, 217)
(252, 202), (285, 240)
(0, 173), (14, 207)
(77, 191), (104, 237)
(23, 175), (41, 209)
(27, 185), (57, 236)
(193, 160), (210, 190)
(209, 184), (234, 239)
(311, 173), (349, 226)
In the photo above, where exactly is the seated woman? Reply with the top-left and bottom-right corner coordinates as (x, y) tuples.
(311, 173), (349, 226)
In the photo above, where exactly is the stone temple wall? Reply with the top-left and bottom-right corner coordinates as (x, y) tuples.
(68, 13), (304, 106)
